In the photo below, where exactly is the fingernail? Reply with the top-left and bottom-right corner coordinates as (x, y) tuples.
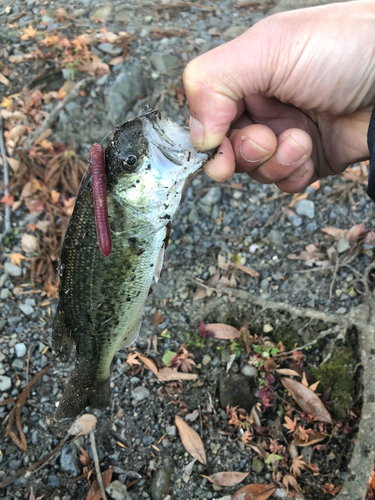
(287, 162), (310, 181)
(240, 137), (269, 162)
(189, 116), (205, 148)
(276, 136), (307, 165)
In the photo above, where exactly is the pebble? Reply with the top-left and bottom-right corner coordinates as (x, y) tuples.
(150, 54), (179, 72)
(48, 475), (60, 487)
(0, 288), (10, 300)
(90, 4), (112, 20)
(19, 303), (34, 315)
(143, 435), (155, 446)
(202, 355), (211, 366)
(291, 215), (302, 227)
(106, 480), (131, 500)
(166, 425), (176, 437)
(0, 375), (12, 391)
(107, 64), (146, 122)
(150, 456), (174, 500)
(98, 43), (122, 56)
(337, 238), (351, 254)
(131, 386), (150, 403)
(267, 229), (283, 247)
(263, 324), (273, 333)
(241, 365), (257, 378)
(15, 342), (27, 358)
(295, 199), (315, 218)
(60, 444), (81, 477)
(337, 307), (347, 315)
(222, 25), (248, 41)
(251, 457), (265, 473)
(199, 187), (222, 207)
(4, 262), (22, 277)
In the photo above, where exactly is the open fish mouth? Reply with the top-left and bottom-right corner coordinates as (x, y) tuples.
(141, 110), (217, 184)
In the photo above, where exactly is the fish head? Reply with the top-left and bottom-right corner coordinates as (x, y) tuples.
(105, 110), (216, 231)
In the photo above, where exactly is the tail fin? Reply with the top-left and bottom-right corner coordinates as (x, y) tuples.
(55, 366), (110, 418)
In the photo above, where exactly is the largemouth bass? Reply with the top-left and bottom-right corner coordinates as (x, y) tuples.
(52, 110), (216, 418)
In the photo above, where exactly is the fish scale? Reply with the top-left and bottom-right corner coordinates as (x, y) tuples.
(52, 111), (216, 418)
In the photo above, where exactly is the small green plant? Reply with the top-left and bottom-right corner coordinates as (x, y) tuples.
(2, 227), (20, 246)
(184, 331), (206, 348)
(229, 339), (243, 358)
(253, 344), (279, 358)
(162, 350), (176, 366)
(161, 330), (171, 339)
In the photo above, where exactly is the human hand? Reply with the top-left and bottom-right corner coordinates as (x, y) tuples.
(183, 0), (375, 192)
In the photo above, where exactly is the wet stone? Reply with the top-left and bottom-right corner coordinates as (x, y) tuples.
(219, 373), (255, 412)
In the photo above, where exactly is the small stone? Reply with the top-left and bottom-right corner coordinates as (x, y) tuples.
(150, 456), (174, 500)
(19, 303), (34, 315)
(15, 343), (27, 358)
(12, 359), (24, 369)
(150, 54), (179, 72)
(291, 215), (302, 227)
(60, 444), (81, 477)
(107, 64), (146, 122)
(202, 355), (211, 366)
(0, 375), (12, 391)
(295, 200), (315, 219)
(48, 475), (60, 487)
(223, 25), (247, 41)
(90, 4), (112, 20)
(4, 262), (22, 277)
(263, 324), (273, 333)
(216, 497), (231, 500)
(252, 457), (265, 473)
(98, 43), (122, 56)
(166, 425), (176, 437)
(241, 365), (257, 378)
(267, 229), (283, 247)
(0, 288), (10, 300)
(199, 187), (222, 206)
(337, 238), (351, 254)
(301, 446), (313, 463)
(0, 274), (6, 287)
(144, 15), (153, 23)
(106, 480), (130, 500)
(260, 279), (269, 290)
(337, 307), (347, 315)
(131, 386), (150, 403)
(143, 435), (155, 446)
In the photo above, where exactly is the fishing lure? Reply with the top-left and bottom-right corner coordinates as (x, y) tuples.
(89, 143), (112, 258)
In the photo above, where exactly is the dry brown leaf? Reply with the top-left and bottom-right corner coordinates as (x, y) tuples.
(236, 264), (259, 278)
(292, 431), (327, 447)
(152, 312), (165, 327)
(364, 231), (375, 247)
(231, 483), (277, 500)
(157, 368), (198, 382)
(7, 125), (27, 143)
(21, 234), (38, 253)
(281, 378), (332, 424)
(283, 474), (300, 492)
(138, 354), (159, 376)
(8, 252), (26, 266)
(175, 415), (206, 464)
(202, 471), (248, 487)
(193, 287), (207, 301)
(126, 352), (141, 367)
(322, 223), (366, 245)
(275, 369), (301, 377)
(6, 157), (20, 172)
(68, 414), (97, 436)
(204, 323), (240, 340)
(0, 73), (11, 87)
(85, 466), (113, 500)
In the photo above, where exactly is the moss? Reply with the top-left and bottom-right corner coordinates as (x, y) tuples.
(274, 328), (297, 351)
(310, 346), (355, 421)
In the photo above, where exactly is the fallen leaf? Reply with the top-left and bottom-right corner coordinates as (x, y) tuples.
(1, 96), (13, 109)
(231, 483), (277, 499)
(281, 378), (332, 424)
(1, 192), (15, 206)
(175, 415), (206, 464)
(8, 252), (26, 266)
(364, 231), (375, 247)
(236, 264), (259, 278)
(68, 414), (97, 436)
(204, 323), (240, 339)
(138, 354), (159, 376)
(292, 431), (327, 447)
(21, 234), (38, 253)
(6, 156), (20, 172)
(85, 466), (113, 500)
(157, 368), (198, 382)
(283, 474), (300, 492)
(322, 223), (366, 245)
(275, 369), (301, 377)
(152, 312), (165, 327)
(7, 124), (27, 143)
(202, 471), (248, 487)
(20, 25), (38, 40)
(126, 352), (141, 367)
(0, 73), (11, 87)
(34, 220), (49, 233)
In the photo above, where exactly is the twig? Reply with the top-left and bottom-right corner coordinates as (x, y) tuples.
(3, 364), (52, 452)
(0, 115), (11, 236)
(23, 76), (95, 150)
(90, 429), (107, 500)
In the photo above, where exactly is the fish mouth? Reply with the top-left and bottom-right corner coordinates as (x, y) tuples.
(141, 109), (217, 184)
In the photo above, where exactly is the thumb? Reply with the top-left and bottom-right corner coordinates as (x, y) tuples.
(183, 24), (274, 150)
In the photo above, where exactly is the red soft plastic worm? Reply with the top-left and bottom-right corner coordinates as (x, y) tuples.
(89, 143), (112, 258)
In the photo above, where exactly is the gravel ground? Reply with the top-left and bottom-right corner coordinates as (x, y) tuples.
(0, 1), (372, 499)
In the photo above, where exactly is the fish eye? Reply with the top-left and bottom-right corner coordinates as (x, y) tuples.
(125, 154), (137, 167)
